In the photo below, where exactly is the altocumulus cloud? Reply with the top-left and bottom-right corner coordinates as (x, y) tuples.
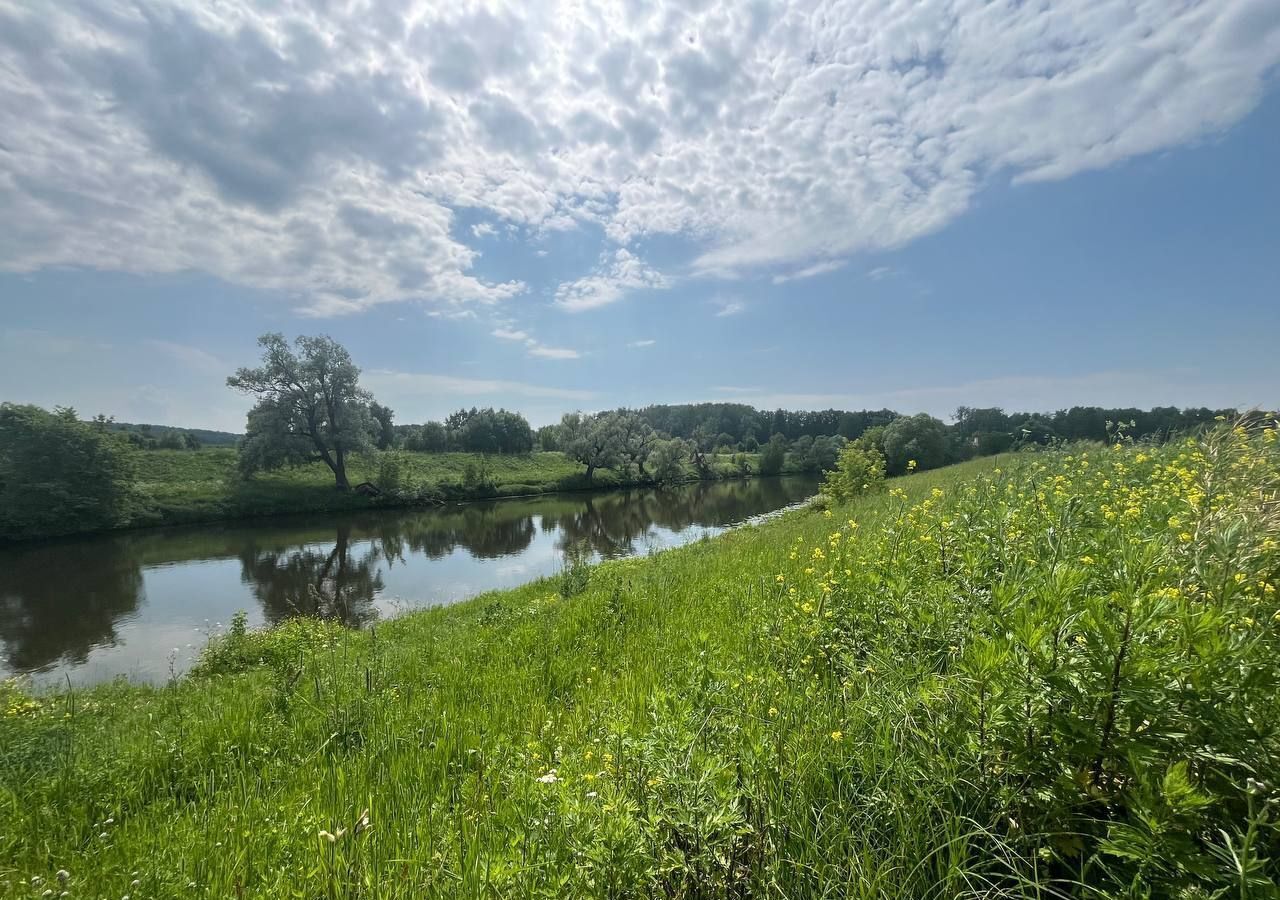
(1, 0), (1278, 316)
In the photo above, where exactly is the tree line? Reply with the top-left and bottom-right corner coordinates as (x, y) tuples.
(0, 332), (1252, 539)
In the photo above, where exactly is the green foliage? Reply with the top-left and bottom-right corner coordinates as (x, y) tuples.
(403, 421), (448, 453)
(0, 404), (138, 539)
(558, 543), (593, 598)
(788, 433), (845, 472)
(438, 407), (534, 454)
(374, 452), (404, 494)
(881, 412), (950, 474)
(462, 457), (494, 492)
(759, 433), (788, 475)
(559, 411), (624, 479)
(227, 333), (382, 489)
(820, 444), (886, 501)
(369, 402), (396, 450)
(648, 438), (689, 483)
(3, 429), (1278, 896)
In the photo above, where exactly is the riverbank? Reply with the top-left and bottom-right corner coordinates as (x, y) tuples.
(4, 429), (1278, 897)
(6, 448), (800, 542)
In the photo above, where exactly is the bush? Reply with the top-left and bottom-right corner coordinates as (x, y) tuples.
(820, 444), (886, 502)
(0, 404), (138, 539)
(462, 457), (496, 491)
(375, 452), (404, 493)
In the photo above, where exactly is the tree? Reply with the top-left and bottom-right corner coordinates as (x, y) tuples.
(649, 438), (689, 483)
(405, 421), (448, 453)
(370, 402), (396, 450)
(536, 424), (562, 452)
(759, 434), (788, 475)
(227, 333), (379, 491)
(613, 410), (658, 476)
(793, 434), (844, 472)
(560, 412), (623, 480)
(881, 413), (949, 475)
(0, 404), (137, 539)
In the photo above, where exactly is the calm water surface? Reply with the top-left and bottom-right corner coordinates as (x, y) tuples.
(0, 476), (818, 685)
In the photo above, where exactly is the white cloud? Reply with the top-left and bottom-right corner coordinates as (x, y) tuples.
(2, 0), (1278, 311)
(772, 259), (848, 285)
(364, 369), (594, 402)
(628, 339), (656, 348)
(554, 248), (669, 312)
(491, 321), (581, 359)
(527, 344), (581, 359)
(867, 266), (894, 281)
(711, 295), (745, 317)
(471, 222), (498, 238)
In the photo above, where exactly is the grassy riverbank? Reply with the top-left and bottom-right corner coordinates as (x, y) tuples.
(122, 448), (775, 532)
(3, 427), (1278, 897)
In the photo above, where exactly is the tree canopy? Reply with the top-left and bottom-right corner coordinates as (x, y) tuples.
(227, 334), (382, 490)
(0, 404), (137, 539)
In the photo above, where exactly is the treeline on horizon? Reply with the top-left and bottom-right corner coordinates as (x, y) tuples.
(393, 401), (1242, 457)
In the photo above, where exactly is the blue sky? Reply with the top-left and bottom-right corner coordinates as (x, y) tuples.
(1, 0), (1277, 431)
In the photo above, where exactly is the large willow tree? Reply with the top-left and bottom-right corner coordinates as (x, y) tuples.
(227, 334), (382, 490)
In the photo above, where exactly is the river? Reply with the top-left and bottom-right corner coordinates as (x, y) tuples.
(0, 475), (819, 685)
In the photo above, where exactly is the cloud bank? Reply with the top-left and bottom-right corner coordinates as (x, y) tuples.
(2, 0), (1277, 315)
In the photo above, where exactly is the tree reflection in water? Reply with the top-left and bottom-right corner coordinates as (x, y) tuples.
(0, 539), (143, 672)
(238, 525), (385, 627)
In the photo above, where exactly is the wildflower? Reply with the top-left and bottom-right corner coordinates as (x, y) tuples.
(830, 730), (843, 742)
(1079, 556), (1094, 565)
(768, 706), (779, 716)
(775, 574), (785, 583)
(536, 770), (560, 784)
(907, 460), (917, 472)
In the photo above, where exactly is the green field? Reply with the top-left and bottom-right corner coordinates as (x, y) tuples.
(3, 428), (1278, 897)
(127, 448), (773, 531)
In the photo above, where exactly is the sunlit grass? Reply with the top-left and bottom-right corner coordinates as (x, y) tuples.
(127, 448), (776, 530)
(2, 427), (1277, 897)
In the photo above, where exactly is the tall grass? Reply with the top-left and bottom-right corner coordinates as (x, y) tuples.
(1, 425), (1277, 898)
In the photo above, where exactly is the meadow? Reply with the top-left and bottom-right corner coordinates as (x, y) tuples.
(2, 425), (1278, 898)
(129, 448), (771, 531)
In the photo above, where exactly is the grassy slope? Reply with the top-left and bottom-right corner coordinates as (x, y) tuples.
(3, 433), (1278, 898)
(130, 449), (773, 530)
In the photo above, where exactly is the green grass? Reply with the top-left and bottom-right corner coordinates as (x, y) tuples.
(125, 449), (774, 532)
(3, 429), (1278, 898)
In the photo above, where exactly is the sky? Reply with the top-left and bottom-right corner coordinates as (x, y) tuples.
(0, 0), (1277, 432)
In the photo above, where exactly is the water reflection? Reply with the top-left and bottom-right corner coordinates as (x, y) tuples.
(0, 542), (144, 672)
(0, 475), (817, 682)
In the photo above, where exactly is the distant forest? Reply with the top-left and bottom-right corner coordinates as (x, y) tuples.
(392, 402), (1241, 457)
(104, 421), (240, 449)
(112, 403), (1241, 457)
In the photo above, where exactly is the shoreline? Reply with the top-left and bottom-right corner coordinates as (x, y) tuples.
(0, 466), (817, 547)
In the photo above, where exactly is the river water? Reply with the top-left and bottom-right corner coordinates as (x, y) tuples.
(0, 475), (818, 685)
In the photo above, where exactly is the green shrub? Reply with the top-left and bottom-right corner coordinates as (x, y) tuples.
(820, 444), (886, 501)
(375, 452), (404, 493)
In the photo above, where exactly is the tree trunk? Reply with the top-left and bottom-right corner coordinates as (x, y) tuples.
(333, 449), (350, 491)
(585, 463), (596, 480)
